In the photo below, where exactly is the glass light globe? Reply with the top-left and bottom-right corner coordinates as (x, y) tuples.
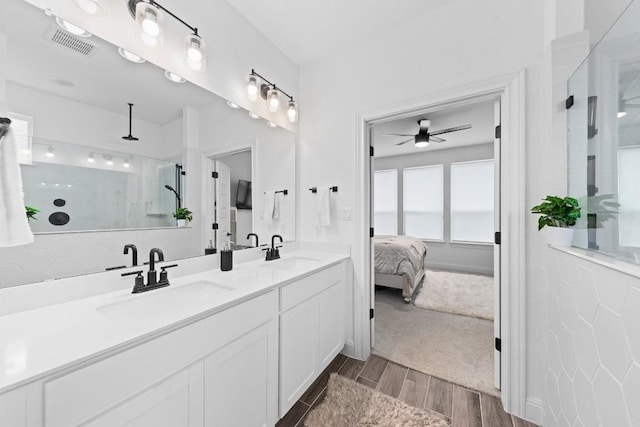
(268, 88), (280, 112)
(247, 76), (258, 102)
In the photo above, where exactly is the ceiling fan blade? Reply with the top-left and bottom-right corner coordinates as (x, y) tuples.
(395, 138), (414, 146)
(430, 124), (472, 136)
(429, 136), (446, 143)
(382, 133), (414, 137)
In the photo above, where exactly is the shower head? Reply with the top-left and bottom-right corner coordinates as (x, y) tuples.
(122, 103), (139, 141)
(164, 185), (181, 209)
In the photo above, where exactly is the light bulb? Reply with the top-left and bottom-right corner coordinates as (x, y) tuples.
(164, 70), (186, 83)
(414, 141), (429, 148)
(184, 34), (206, 71)
(55, 17), (91, 37)
(105, 156), (113, 166)
(46, 146), (54, 158)
(268, 88), (279, 112)
(287, 100), (297, 123)
(118, 48), (145, 64)
(123, 160), (130, 168)
(247, 75), (258, 102)
(87, 153), (95, 163)
(136, 2), (163, 46)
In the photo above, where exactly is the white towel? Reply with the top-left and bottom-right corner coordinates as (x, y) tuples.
(0, 128), (34, 247)
(314, 188), (331, 226)
(263, 191), (275, 223)
(273, 192), (281, 220)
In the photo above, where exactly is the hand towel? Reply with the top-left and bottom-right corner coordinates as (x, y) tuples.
(273, 192), (282, 220)
(314, 188), (331, 226)
(263, 191), (275, 224)
(0, 127), (34, 247)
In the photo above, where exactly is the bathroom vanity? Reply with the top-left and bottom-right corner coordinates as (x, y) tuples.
(0, 246), (350, 426)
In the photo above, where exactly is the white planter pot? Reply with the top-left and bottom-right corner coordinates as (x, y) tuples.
(177, 219), (187, 227)
(546, 227), (574, 246)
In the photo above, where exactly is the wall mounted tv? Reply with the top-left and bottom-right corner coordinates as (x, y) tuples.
(236, 180), (252, 209)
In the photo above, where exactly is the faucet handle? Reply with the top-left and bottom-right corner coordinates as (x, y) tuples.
(159, 264), (178, 284)
(121, 269), (144, 277)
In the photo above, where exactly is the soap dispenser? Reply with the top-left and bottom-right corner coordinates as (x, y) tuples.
(205, 239), (216, 255)
(220, 239), (233, 271)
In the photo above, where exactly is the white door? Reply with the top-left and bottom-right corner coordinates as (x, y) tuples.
(215, 160), (231, 250)
(493, 99), (502, 390)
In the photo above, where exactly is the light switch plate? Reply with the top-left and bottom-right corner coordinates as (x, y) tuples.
(338, 207), (353, 221)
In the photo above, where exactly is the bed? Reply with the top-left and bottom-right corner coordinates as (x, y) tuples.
(374, 235), (427, 303)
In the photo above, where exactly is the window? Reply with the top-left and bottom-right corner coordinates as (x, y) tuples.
(403, 165), (444, 240)
(373, 169), (397, 235)
(450, 160), (494, 243)
(8, 112), (33, 165)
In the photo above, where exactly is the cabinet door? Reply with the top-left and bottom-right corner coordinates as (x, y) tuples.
(204, 320), (278, 427)
(0, 387), (27, 427)
(279, 297), (318, 416)
(83, 367), (200, 427)
(317, 281), (345, 367)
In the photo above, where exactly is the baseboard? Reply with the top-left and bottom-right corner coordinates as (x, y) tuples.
(341, 340), (357, 359)
(425, 261), (494, 276)
(525, 397), (543, 425)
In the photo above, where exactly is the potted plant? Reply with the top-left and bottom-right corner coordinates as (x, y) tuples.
(25, 206), (40, 221)
(531, 195), (581, 246)
(173, 207), (193, 227)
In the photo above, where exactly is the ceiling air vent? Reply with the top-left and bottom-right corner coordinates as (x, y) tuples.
(47, 28), (98, 57)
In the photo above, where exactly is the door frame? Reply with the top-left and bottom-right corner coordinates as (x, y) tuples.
(354, 71), (526, 416)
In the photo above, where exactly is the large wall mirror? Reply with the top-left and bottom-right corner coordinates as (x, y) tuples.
(0, 0), (296, 288)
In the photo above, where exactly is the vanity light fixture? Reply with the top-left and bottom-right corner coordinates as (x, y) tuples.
(73, 0), (106, 16)
(128, 0), (206, 71)
(105, 155), (114, 166)
(45, 146), (55, 158)
(87, 153), (96, 163)
(164, 70), (186, 83)
(226, 100), (240, 109)
(55, 17), (92, 38)
(118, 47), (146, 64)
(123, 159), (131, 168)
(246, 69), (298, 122)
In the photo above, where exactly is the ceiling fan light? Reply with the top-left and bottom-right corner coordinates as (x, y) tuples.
(267, 87), (280, 112)
(414, 133), (430, 148)
(247, 75), (259, 102)
(414, 141), (429, 148)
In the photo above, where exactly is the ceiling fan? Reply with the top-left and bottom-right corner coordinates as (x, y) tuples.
(384, 119), (472, 148)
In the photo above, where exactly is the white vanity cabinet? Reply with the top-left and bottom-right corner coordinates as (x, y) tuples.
(42, 290), (278, 427)
(279, 261), (346, 416)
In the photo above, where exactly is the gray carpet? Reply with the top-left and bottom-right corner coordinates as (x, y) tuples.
(373, 287), (499, 397)
(304, 373), (449, 427)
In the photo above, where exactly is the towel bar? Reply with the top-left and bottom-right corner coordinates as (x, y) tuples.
(309, 186), (338, 193)
(264, 189), (288, 195)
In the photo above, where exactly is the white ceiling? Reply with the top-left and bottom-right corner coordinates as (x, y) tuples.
(371, 101), (495, 158)
(224, 0), (454, 66)
(1, 0), (216, 124)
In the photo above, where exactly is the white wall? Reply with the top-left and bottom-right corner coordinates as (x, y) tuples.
(585, 0), (633, 46)
(374, 143), (494, 275)
(298, 0), (546, 416)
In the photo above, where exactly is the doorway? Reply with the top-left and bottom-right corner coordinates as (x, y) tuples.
(354, 71), (526, 415)
(369, 99), (501, 396)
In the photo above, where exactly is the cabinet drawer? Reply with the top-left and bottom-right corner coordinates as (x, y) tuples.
(280, 262), (345, 311)
(44, 291), (277, 427)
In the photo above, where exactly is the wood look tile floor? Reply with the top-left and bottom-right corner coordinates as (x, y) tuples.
(276, 354), (538, 427)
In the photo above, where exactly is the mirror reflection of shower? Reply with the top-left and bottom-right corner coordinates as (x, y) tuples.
(164, 164), (184, 214)
(164, 184), (181, 209)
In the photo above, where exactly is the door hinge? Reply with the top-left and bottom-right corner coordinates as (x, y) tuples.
(494, 231), (501, 245)
(495, 338), (501, 352)
(494, 125), (501, 139)
(370, 308), (375, 319)
(212, 223), (219, 230)
(212, 171), (219, 179)
(370, 146), (374, 157)
(370, 227), (374, 238)
(565, 95), (574, 109)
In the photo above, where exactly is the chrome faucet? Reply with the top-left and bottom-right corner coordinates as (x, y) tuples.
(247, 233), (259, 247)
(264, 235), (283, 261)
(123, 244), (138, 266)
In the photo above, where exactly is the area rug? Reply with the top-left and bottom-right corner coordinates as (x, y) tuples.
(304, 373), (449, 427)
(374, 287), (498, 397)
(414, 270), (494, 320)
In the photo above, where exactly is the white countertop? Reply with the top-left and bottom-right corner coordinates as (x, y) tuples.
(0, 249), (348, 394)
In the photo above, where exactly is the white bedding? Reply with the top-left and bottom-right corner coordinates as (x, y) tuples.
(374, 235), (427, 299)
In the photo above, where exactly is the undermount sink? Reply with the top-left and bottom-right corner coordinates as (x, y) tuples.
(97, 280), (234, 323)
(264, 256), (322, 271)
